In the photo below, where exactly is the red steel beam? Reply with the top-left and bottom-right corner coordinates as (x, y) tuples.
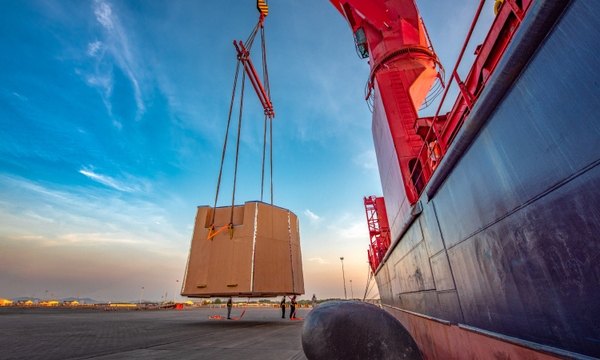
(233, 40), (274, 118)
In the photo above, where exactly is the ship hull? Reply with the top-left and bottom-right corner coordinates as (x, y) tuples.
(373, 0), (600, 358)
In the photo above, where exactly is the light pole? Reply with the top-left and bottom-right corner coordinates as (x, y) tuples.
(174, 280), (179, 303)
(139, 287), (144, 305)
(340, 257), (347, 300)
(350, 279), (354, 299)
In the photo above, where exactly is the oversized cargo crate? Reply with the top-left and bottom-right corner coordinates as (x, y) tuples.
(181, 201), (304, 298)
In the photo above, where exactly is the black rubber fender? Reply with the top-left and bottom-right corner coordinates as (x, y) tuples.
(302, 301), (423, 360)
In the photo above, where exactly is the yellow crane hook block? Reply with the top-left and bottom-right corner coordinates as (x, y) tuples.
(181, 201), (304, 298)
(257, 0), (268, 16)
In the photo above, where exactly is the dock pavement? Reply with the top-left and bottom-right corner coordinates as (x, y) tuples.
(0, 306), (310, 359)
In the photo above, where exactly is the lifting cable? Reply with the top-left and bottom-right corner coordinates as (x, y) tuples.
(260, 22), (273, 204)
(362, 262), (374, 302)
(209, 60), (242, 240)
(230, 70), (246, 231)
(208, 7), (274, 240)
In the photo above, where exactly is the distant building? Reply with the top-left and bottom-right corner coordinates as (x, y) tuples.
(0, 299), (13, 306)
(15, 300), (34, 306)
(109, 303), (137, 307)
(39, 300), (59, 307)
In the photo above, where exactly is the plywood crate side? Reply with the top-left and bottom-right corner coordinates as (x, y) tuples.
(253, 236), (293, 293)
(290, 215), (300, 245)
(256, 202), (274, 239)
(182, 208), (212, 295)
(196, 206), (211, 227)
(229, 235), (253, 290)
(292, 243), (305, 293)
(237, 202), (257, 237)
(211, 205), (245, 227)
(275, 210), (291, 241)
(206, 233), (252, 294)
(184, 241), (211, 293)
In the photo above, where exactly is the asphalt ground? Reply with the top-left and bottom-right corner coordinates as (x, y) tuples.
(0, 306), (310, 360)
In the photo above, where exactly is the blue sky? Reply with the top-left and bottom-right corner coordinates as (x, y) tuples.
(0, 0), (495, 302)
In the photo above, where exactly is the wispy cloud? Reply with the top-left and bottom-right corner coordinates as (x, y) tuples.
(84, 0), (145, 121)
(87, 40), (102, 56)
(354, 150), (377, 170)
(327, 213), (368, 240)
(12, 92), (28, 101)
(78, 166), (148, 193)
(8, 235), (45, 241)
(304, 209), (320, 222)
(59, 232), (145, 245)
(308, 257), (327, 264)
(94, 1), (113, 30)
(0, 174), (182, 249)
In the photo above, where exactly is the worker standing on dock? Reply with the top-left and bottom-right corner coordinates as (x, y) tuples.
(290, 296), (297, 319)
(280, 296), (286, 318)
(226, 297), (232, 319)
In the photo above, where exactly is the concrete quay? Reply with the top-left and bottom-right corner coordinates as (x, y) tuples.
(0, 306), (310, 359)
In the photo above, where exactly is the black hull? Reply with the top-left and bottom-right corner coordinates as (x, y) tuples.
(374, 0), (600, 357)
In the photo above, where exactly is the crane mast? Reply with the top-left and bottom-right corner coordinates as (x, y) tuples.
(331, 0), (442, 209)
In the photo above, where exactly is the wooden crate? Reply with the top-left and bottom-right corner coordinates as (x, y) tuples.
(181, 201), (304, 298)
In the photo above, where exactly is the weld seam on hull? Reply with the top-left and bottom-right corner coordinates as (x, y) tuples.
(384, 304), (452, 325)
(447, 156), (600, 251)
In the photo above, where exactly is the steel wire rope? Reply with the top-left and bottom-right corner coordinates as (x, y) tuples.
(261, 26), (274, 204)
(260, 114), (268, 202)
(231, 21), (259, 217)
(211, 18), (261, 231)
(230, 70), (247, 225)
(211, 60), (242, 227)
(365, 279), (377, 300)
(258, 25), (274, 204)
(245, 22), (260, 51)
(211, 17), (272, 234)
(260, 27), (268, 203)
(362, 263), (373, 302)
(270, 117), (273, 204)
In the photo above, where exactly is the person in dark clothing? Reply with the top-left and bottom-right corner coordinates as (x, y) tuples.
(227, 297), (232, 319)
(280, 296), (286, 318)
(289, 295), (297, 319)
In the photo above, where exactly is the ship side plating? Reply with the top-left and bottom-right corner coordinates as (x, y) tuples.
(373, 0), (600, 358)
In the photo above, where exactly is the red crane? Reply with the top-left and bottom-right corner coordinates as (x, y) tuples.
(364, 196), (391, 273)
(333, 0), (531, 273)
(331, 0), (443, 206)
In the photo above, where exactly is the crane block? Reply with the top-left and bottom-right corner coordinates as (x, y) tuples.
(257, 0), (269, 16)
